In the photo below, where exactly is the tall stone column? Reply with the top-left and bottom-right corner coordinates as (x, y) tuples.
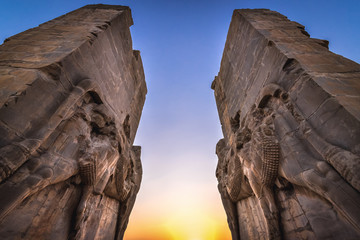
(0, 5), (146, 239)
(213, 9), (360, 240)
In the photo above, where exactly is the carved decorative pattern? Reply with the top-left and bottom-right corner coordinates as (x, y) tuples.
(226, 157), (243, 202)
(261, 137), (280, 187)
(79, 161), (96, 185)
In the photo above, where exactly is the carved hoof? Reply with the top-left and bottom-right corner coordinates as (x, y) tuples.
(36, 167), (54, 179)
(226, 170), (243, 202)
(0, 162), (11, 183)
(119, 183), (131, 202)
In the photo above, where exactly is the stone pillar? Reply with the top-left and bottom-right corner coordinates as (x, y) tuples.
(0, 4), (146, 240)
(213, 9), (360, 240)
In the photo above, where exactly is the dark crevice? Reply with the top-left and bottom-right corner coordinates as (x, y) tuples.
(123, 115), (131, 139)
(88, 91), (103, 104)
(230, 111), (241, 133)
(282, 58), (299, 74)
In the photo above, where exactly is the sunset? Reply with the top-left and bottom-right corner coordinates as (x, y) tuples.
(0, 0), (359, 239)
(124, 171), (231, 239)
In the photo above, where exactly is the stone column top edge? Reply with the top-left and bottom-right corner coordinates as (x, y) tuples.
(0, 4), (133, 69)
(228, 8), (360, 84)
(233, 9), (286, 16)
(81, 4), (130, 11)
(215, 8), (360, 132)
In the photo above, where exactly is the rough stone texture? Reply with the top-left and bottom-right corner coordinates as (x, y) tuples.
(213, 9), (360, 240)
(0, 4), (146, 240)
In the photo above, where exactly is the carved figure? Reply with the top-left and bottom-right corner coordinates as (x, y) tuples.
(0, 5), (146, 239)
(214, 9), (360, 240)
(0, 79), (142, 239)
(216, 83), (360, 239)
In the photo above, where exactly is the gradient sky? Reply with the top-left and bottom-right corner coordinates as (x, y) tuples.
(1, 0), (359, 239)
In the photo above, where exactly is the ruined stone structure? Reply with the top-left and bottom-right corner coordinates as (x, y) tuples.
(213, 9), (360, 240)
(0, 5), (146, 239)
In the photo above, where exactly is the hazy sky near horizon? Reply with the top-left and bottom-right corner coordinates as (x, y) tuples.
(1, 0), (359, 239)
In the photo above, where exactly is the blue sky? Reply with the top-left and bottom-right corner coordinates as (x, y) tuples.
(1, 0), (359, 239)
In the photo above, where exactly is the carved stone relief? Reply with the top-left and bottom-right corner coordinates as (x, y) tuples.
(0, 79), (142, 239)
(0, 5), (146, 239)
(214, 9), (360, 240)
(216, 83), (360, 239)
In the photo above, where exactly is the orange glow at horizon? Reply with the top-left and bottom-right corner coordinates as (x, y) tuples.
(125, 207), (231, 240)
(123, 161), (232, 240)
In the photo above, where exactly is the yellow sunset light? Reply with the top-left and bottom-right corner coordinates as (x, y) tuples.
(124, 170), (231, 240)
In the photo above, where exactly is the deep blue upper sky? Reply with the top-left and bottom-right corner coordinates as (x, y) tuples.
(1, 1), (359, 238)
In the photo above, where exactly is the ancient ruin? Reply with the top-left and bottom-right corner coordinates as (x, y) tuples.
(213, 9), (360, 240)
(0, 5), (146, 239)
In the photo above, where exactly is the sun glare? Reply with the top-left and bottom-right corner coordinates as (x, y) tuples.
(124, 177), (231, 240)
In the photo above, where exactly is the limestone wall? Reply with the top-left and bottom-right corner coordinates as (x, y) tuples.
(213, 9), (360, 240)
(0, 5), (146, 239)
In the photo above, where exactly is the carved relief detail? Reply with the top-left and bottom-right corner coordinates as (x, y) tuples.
(0, 79), (141, 239)
(261, 137), (280, 188)
(216, 82), (360, 240)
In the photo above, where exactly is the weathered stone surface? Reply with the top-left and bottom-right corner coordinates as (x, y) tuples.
(0, 4), (146, 240)
(213, 9), (360, 240)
